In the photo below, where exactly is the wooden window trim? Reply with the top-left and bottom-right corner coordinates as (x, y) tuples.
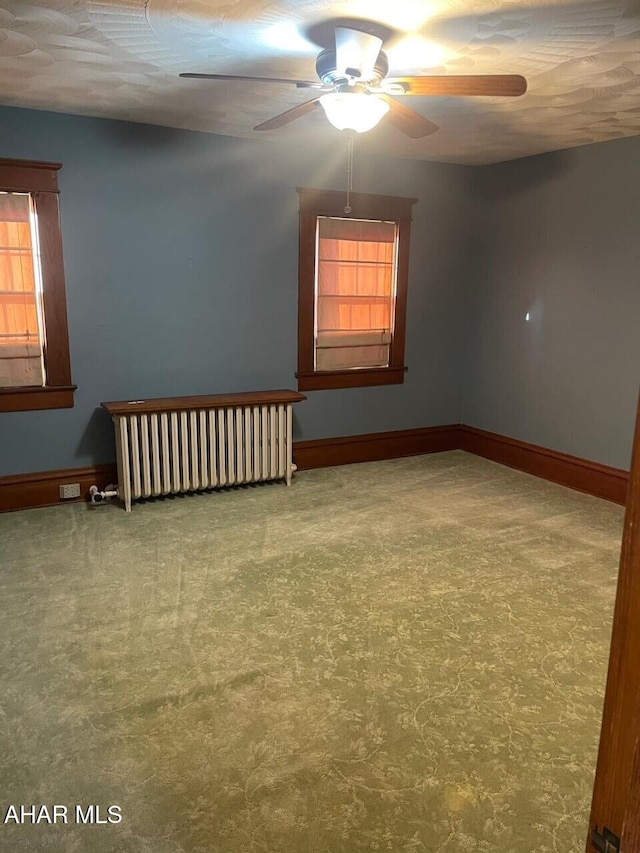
(296, 187), (416, 392)
(0, 158), (75, 412)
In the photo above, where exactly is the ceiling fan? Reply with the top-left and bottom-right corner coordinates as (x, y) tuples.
(180, 24), (527, 138)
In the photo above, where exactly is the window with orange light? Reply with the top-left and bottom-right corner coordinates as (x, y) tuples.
(0, 192), (42, 388)
(0, 159), (74, 412)
(297, 187), (415, 391)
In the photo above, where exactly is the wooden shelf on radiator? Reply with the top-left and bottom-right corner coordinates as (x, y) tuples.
(101, 389), (306, 416)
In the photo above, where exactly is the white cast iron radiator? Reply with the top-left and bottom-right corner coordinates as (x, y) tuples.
(101, 390), (307, 511)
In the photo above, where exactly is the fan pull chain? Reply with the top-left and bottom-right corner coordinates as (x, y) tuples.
(344, 132), (354, 215)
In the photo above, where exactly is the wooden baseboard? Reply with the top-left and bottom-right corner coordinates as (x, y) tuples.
(0, 463), (117, 513)
(294, 424), (629, 505)
(0, 424), (629, 512)
(2, 429), (458, 512)
(293, 425), (461, 471)
(459, 425), (629, 506)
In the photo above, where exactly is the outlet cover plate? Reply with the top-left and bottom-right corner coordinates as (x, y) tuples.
(59, 483), (81, 499)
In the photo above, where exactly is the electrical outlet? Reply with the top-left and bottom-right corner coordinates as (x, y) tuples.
(59, 483), (81, 500)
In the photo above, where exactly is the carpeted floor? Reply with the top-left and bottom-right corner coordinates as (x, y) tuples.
(0, 451), (623, 853)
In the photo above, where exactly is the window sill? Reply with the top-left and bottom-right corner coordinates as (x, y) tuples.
(297, 367), (407, 392)
(0, 384), (76, 412)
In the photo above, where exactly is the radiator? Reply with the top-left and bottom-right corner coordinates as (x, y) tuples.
(101, 390), (306, 511)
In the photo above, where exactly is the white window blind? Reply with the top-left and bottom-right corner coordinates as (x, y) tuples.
(0, 192), (44, 388)
(315, 216), (397, 371)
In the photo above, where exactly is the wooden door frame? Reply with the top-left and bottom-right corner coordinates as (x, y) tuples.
(621, 688), (640, 850)
(587, 392), (640, 851)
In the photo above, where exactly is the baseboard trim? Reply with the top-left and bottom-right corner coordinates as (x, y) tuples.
(0, 463), (117, 513)
(459, 425), (629, 506)
(1, 429), (458, 512)
(0, 425), (629, 512)
(293, 425), (461, 471)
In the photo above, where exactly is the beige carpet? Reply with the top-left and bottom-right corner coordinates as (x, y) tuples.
(0, 451), (623, 852)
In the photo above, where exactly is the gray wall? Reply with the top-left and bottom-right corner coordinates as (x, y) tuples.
(0, 107), (469, 476)
(1, 107), (639, 478)
(462, 137), (640, 470)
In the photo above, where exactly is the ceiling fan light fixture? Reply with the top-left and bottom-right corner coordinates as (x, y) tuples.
(319, 92), (390, 133)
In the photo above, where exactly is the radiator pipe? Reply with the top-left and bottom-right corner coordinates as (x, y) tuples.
(89, 484), (119, 504)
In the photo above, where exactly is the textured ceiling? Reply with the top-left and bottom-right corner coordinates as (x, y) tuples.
(1, 0), (639, 164)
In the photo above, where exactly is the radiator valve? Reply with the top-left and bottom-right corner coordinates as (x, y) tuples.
(89, 484), (119, 505)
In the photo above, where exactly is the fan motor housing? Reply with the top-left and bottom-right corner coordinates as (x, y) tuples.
(316, 48), (389, 87)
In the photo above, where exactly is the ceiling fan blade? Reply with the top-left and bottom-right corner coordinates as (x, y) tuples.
(180, 73), (320, 89)
(254, 98), (321, 131)
(387, 75), (527, 97)
(335, 27), (383, 80)
(379, 95), (439, 139)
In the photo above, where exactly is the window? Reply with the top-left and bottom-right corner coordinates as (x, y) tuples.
(0, 159), (74, 411)
(297, 187), (416, 391)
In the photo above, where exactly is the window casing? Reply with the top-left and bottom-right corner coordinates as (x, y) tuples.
(0, 159), (74, 412)
(297, 187), (416, 391)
